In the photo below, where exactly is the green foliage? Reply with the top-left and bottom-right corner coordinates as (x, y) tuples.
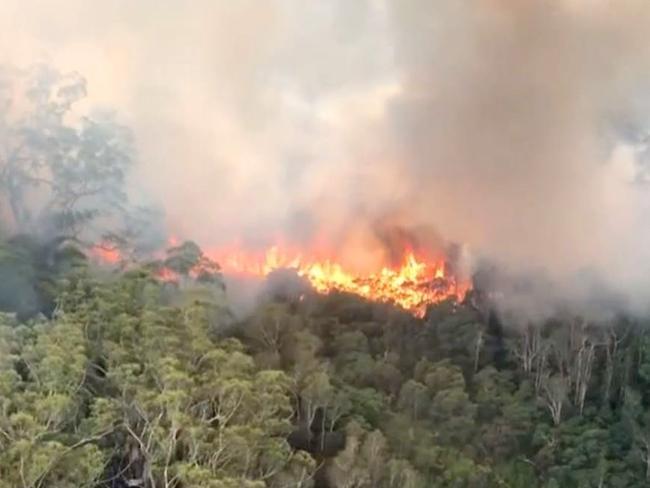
(1, 235), (650, 486)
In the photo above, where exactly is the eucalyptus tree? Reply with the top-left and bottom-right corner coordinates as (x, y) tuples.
(0, 64), (133, 240)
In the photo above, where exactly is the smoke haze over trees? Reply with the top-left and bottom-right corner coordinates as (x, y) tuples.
(3, 1), (650, 487)
(2, 0), (650, 317)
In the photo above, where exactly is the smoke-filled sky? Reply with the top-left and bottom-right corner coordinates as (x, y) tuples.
(3, 0), (650, 316)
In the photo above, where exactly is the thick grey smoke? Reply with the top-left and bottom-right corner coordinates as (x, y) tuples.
(384, 0), (650, 319)
(3, 0), (650, 319)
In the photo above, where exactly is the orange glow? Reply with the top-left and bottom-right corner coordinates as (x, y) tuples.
(89, 238), (470, 317)
(154, 266), (179, 282)
(89, 244), (122, 264)
(207, 245), (469, 317)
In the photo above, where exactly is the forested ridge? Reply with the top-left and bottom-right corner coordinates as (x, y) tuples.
(1, 235), (650, 488)
(3, 65), (650, 487)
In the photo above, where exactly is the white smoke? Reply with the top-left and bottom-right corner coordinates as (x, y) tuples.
(2, 0), (650, 318)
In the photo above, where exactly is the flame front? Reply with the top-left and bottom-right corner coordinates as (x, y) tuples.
(89, 240), (470, 317)
(211, 246), (469, 317)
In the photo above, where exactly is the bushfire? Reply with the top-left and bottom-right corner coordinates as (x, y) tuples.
(208, 245), (469, 317)
(90, 242), (469, 317)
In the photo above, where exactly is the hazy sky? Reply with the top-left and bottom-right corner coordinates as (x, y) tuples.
(3, 0), (650, 316)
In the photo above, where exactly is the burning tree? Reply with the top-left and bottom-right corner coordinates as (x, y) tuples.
(204, 242), (470, 318)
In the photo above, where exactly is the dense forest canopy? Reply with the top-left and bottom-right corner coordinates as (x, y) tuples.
(3, 62), (650, 487)
(4, 229), (650, 488)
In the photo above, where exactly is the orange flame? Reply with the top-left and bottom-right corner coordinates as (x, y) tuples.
(89, 244), (122, 265)
(89, 238), (470, 317)
(208, 246), (469, 317)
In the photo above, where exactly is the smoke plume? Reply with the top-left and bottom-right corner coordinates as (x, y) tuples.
(2, 0), (650, 320)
